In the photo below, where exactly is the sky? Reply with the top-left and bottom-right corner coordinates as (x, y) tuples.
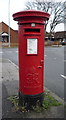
(0, 0), (65, 32)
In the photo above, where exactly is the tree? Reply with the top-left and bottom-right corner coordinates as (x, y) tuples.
(50, 2), (65, 33)
(25, 0), (66, 33)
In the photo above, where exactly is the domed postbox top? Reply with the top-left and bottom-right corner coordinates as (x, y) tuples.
(13, 10), (50, 24)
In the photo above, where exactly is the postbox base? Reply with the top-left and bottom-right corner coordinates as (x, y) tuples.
(19, 92), (44, 109)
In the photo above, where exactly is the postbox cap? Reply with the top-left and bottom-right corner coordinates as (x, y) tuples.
(13, 10), (50, 22)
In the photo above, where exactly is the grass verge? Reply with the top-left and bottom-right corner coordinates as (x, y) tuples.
(7, 90), (63, 113)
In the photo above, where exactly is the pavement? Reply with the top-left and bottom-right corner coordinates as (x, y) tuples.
(0, 58), (65, 120)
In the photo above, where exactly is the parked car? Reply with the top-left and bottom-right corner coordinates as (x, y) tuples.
(61, 39), (66, 45)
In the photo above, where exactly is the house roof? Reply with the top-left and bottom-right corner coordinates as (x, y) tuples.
(54, 31), (66, 38)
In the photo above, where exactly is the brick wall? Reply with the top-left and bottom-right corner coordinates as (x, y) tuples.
(0, 22), (2, 33)
(1, 22), (18, 46)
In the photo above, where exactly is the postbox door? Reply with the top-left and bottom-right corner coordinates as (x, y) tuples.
(19, 35), (44, 95)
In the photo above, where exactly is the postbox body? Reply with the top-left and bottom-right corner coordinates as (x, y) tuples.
(13, 10), (50, 105)
(19, 23), (44, 95)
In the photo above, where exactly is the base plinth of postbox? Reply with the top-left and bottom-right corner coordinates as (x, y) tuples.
(19, 92), (44, 109)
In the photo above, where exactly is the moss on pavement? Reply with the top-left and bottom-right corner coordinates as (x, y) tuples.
(7, 90), (63, 113)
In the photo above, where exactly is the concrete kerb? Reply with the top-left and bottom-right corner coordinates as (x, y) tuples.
(52, 45), (62, 47)
(45, 87), (64, 105)
(7, 59), (19, 69)
(7, 58), (64, 105)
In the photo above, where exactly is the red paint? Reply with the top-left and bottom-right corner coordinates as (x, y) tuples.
(13, 10), (50, 95)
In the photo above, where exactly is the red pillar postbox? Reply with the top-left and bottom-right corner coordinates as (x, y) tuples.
(13, 10), (50, 107)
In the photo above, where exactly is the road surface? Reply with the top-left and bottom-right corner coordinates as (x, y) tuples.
(0, 46), (65, 99)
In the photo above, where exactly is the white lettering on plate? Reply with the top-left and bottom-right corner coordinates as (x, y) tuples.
(27, 38), (37, 54)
